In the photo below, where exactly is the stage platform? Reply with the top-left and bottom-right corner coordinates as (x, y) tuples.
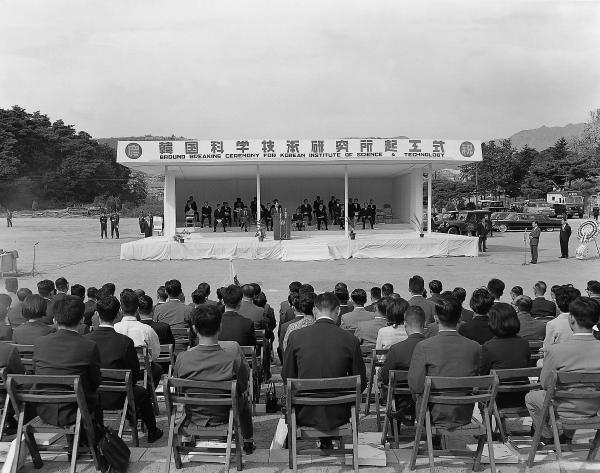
(120, 225), (479, 261)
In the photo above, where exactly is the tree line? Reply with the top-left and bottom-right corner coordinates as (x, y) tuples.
(0, 106), (147, 210)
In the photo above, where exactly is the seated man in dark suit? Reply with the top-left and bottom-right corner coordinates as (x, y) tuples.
(7, 288), (32, 327)
(364, 287), (382, 312)
(86, 295), (163, 442)
(238, 284), (266, 328)
(408, 295), (481, 430)
(12, 294), (55, 344)
(218, 285), (256, 347)
(341, 288), (374, 331)
(174, 304), (255, 454)
(83, 287), (98, 327)
(153, 279), (193, 329)
(515, 295), (546, 341)
(138, 295), (175, 345)
(33, 295), (102, 427)
(0, 295), (13, 340)
(530, 281), (557, 319)
(487, 278), (505, 303)
(452, 287), (474, 323)
(407, 276), (436, 324)
(37, 279), (56, 325)
(0, 341), (25, 435)
(458, 288), (495, 344)
(283, 292), (367, 445)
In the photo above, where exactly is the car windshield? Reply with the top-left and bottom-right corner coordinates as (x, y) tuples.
(492, 212), (509, 219)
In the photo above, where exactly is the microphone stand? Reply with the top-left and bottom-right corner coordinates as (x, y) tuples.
(522, 231), (528, 266)
(32, 242), (39, 276)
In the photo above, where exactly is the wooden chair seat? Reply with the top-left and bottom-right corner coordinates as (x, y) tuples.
(297, 424), (352, 438)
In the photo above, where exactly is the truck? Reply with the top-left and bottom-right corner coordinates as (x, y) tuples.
(546, 191), (584, 218)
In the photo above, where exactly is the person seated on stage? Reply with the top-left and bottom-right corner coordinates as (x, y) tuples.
(239, 206), (250, 232)
(262, 203), (273, 231)
(200, 201), (212, 228)
(543, 285), (581, 350)
(359, 202), (370, 229)
(233, 197), (244, 226)
(300, 199), (312, 225)
(250, 197), (258, 222)
(526, 297), (600, 444)
(352, 198), (361, 224)
(222, 202), (233, 227)
(12, 294), (55, 344)
(292, 207), (304, 231)
(458, 288), (495, 345)
(341, 288), (373, 331)
(315, 203), (328, 230)
(218, 285), (256, 347)
(408, 295), (481, 432)
(367, 199), (377, 228)
(334, 198), (343, 227)
(479, 302), (530, 408)
(213, 203), (226, 232)
(328, 196), (336, 221)
(87, 295), (163, 443)
(7, 287), (32, 327)
(174, 304), (255, 454)
(376, 298), (410, 349)
(185, 195), (199, 222)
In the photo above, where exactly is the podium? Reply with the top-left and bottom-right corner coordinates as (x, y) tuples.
(274, 211), (292, 240)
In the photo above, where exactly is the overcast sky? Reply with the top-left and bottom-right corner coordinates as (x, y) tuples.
(0, 0), (598, 141)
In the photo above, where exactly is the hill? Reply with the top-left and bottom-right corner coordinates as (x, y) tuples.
(503, 123), (585, 151)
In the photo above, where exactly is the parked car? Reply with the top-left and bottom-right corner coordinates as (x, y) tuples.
(491, 212), (562, 232)
(437, 210), (491, 235)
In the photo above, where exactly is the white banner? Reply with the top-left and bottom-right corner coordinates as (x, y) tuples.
(117, 138), (481, 164)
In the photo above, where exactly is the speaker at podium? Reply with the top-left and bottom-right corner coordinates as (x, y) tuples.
(274, 209), (292, 240)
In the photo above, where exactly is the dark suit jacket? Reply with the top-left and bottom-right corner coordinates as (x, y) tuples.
(12, 320), (56, 345)
(86, 326), (140, 409)
(0, 325), (12, 341)
(33, 329), (101, 426)
(408, 296), (436, 324)
(530, 297), (557, 319)
(219, 311), (256, 347)
(480, 335), (530, 407)
(517, 312), (546, 341)
(380, 333), (426, 385)
(83, 300), (97, 326)
(458, 315), (494, 345)
(7, 301), (27, 327)
(459, 307), (474, 323)
(41, 292), (68, 325)
(559, 223), (571, 241)
(282, 318), (367, 431)
(140, 318), (175, 345)
(0, 342), (24, 374)
(408, 330), (481, 428)
(238, 299), (266, 329)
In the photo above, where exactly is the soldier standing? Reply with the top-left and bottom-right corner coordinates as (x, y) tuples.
(110, 212), (120, 239)
(529, 221), (541, 264)
(100, 211), (108, 239)
(6, 209), (13, 227)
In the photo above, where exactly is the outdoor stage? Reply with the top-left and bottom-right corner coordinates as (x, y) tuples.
(120, 225), (479, 261)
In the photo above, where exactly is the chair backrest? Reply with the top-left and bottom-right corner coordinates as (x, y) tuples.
(157, 344), (175, 364)
(287, 376), (362, 410)
(255, 329), (266, 344)
(10, 344), (35, 372)
(528, 340), (543, 359)
(549, 370), (600, 400)
(171, 327), (191, 351)
(0, 367), (6, 395)
(424, 375), (498, 409)
(491, 367), (541, 393)
(135, 345), (151, 374)
(165, 377), (236, 414)
(99, 368), (133, 394)
(360, 344), (375, 361)
(371, 348), (388, 367)
(388, 370), (410, 395)
(6, 374), (85, 415)
(240, 346), (257, 370)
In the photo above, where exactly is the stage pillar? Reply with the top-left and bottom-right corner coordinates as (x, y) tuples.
(409, 169), (424, 232)
(344, 164), (349, 238)
(164, 166), (176, 237)
(256, 164), (261, 224)
(427, 163), (433, 234)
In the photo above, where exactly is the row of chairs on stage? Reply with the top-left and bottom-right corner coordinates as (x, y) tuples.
(2, 336), (600, 473)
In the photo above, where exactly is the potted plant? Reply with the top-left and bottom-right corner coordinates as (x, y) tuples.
(411, 214), (425, 238)
(346, 217), (356, 240)
(255, 222), (266, 242)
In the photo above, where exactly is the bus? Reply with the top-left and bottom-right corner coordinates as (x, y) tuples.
(479, 200), (505, 213)
(546, 191), (584, 218)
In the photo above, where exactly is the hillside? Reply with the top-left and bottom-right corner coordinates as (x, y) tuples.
(504, 123), (585, 151)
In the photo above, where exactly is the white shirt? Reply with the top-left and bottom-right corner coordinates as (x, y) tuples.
(543, 312), (572, 349)
(376, 324), (408, 350)
(114, 315), (160, 360)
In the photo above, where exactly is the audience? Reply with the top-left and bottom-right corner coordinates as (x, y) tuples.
(138, 294), (175, 345)
(531, 281), (557, 319)
(3, 278), (19, 305)
(381, 283), (394, 298)
(514, 296), (546, 341)
(375, 298), (409, 349)
(37, 279), (56, 324)
(282, 292), (316, 352)
(427, 280), (443, 304)
(341, 289), (372, 330)
(487, 278), (505, 303)
(0, 295), (12, 340)
(219, 284), (256, 346)
(510, 285), (523, 305)
(335, 286), (353, 318)
(453, 287), (474, 323)
(12, 294), (55, 344)
(153, 279), (193, 328)
(83, 286), (98, 326)
(356, 297), (388, 345)
(542, 285), (581, 349)
(458, 288), (495, 344)
(7, 288), (32, 327)
(0, 337), (25, 434)
(279, 281), (302, 322)
(407, 275), (436, 323)
(238, 284), (266, 329)
(365, 286), (382, 312)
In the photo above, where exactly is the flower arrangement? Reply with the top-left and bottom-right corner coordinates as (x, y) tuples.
(410, 214), (424, 237)
(255, 222), (266, 242)
(173, 229), (190, 243)
(346, 217), (356, 240)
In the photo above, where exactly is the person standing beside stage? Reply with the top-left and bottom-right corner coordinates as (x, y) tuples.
(593, 206), (599, 221)
(476, 217), (487, 252)
(99, 211), (108, 239)
(201, 201), (212, 228)
(559, 216), (571, 259)
(213, 203), (226, 232)
(6, 208), (13, 227)
(529, 221), (541, 264)
(110, 212), (120, 239)
(328, 196), (336, 221)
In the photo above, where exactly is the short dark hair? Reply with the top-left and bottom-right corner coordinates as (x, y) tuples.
(190, 305), (222, 337)
(299, 283), (314, 294)
(222, 285), (243, 308)
(96, 296), (121, 323)
(165, 279), (182, 298)
(250, 283), (261, 295)
(289, 281), (302, 293)
(314, 292), (340, 313)
(515, 295), (533, 313)
(138, 295), (153, 315)
(191, 289), (206, 305)
(405, 305), (426, 328)
(408, 275), (424, 294)
(216, 287), (223, 301)
(5, 278), (18, 293)
(534, 281), (547, 295)
(470, 288), (495, 315)
(55, 277), (69, 292)
(386, 298), (409, 326)
(254, 292), (267, 308)
(569, 297), (599, 329)
(451, 287), (467, 304)
(134, 289), (145, 297)
(197, 282), (211, 297)
(334, 287), (349, 304)
(70, 284), (85, 300)
(242, 284), (256, 298)
(381, 283), (394, 297)
(87, 287), (98, 299)
(157, 285), (167, 300)
(511, 286), (523, 297)
(37, 279), (55, 298)
(555, 285), (581, 312)
(435, 295), (462, 325)
(298, 292), (316, 315)
(488, 302), (520, 337)
(16, 288), (32, 302)
(53, 295), (85, 327)
(22, 294), (47, 320)
(120, 291), (139, 315)
(350, 288), (367, 306)
(487, 278), (505, 299)
(334, 282), (348, 292)
(101, 283), (116, 296)
(375, 297), (392, 316)
(370, 287), (382, 300)
(587, 280), (600, 295)
(429, 280), (442, 295)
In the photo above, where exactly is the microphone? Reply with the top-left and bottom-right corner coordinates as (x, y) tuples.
(34, 242), (40, 246)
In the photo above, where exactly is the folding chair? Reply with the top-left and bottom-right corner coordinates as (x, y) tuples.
(153, 216), (163, 236)
(10, 344), (34, 374)
(136, 345), (160, 415)
(381, 370), (411, 447)
(185, 213), (195, 227)
(164, 378), (242, 473)
(0, 367), (8, 441)
(409, 375), (499, 473)
(157, 343), (176, 378)
(171, 327), (191, 353)
(6, 374), (101, 473)
(254, 329), (268, 394)
(99, 368), (139, 446)
(490, 366), (541, 442)
(528, 340), (543, 366)
(287, 376), (361, 473)
(365, 348), (388, 431)
(527, 370), (600, 466)
(240, 346), (258, 415)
